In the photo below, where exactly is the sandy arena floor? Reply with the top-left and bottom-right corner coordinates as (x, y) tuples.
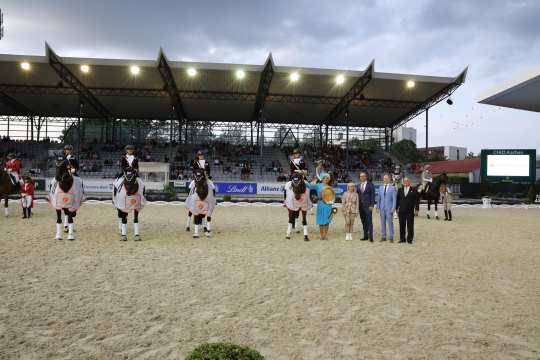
(1, 203), (539, 360)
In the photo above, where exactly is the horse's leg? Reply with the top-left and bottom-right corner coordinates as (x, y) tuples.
(4, 196), (8, 217)
(434, 199), (439, 220)
(427, 199), (431, 219)
(301, 210), (309, 241)
(204, 216), (212, 237)
(133, 210), (141, 241)
(66, 210), (75, 240)
(186, 211), (192, 231)
(118, 209), (127, 241)
(55, 210), (63, 240)
(193, 214), (202, 238)
(286, 210), (295, 239)
(63, 212), (69, 232)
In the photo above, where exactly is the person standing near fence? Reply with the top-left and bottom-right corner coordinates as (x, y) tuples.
(376, 174), (397, 242)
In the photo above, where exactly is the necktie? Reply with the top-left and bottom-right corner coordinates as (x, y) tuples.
(405, 187), (409, 197)
(384, 185), (387, 195)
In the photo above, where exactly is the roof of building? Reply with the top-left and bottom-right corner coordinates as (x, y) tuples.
(425, 158), (481, 174)
(0, 43), (467, 128)
(479, 66), (540, 112)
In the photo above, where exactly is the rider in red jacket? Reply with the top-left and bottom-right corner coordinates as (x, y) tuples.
(20, 174), (35, 219)
(5, 153), (22, 187)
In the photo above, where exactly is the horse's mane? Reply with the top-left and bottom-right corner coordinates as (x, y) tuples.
(195, 177), (209, 201)
(291, 180), (306, 201)
(55, 159), (73, 192)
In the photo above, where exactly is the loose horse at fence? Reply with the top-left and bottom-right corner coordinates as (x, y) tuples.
(185, 169), (216, 238)
(113, 167), (145, 241)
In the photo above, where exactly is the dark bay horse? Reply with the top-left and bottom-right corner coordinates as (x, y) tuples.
(0, 168), (15, 217)
(186, 169), (215, 238)
(285, 173), (310, 241)
(114, 167), (143, 241)
(415, 174), (448, 219)
(51, 158), (81, 240)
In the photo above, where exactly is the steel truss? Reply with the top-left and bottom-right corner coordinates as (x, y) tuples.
(157, 49), (187, 126)
(391, 68), (468, 129)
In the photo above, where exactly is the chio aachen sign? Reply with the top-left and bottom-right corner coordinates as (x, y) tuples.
(480, 149), (536, 183)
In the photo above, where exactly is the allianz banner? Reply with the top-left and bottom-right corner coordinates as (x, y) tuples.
(214, 182), (257, 195)
(257, 182), (286, 195)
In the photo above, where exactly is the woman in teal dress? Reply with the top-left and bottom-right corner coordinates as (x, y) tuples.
(307, 172), (335, 240)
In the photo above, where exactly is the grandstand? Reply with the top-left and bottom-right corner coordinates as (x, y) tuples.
(0, 44), (467, 185)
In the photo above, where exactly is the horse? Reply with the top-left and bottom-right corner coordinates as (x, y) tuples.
(112, 167), (145, 241)
(284, 173), (312, 241)
(0, 168), (16, 217)
(415, 174), (447, 220)
(185, 169), (216, 238)
(48, 158), (84, 240)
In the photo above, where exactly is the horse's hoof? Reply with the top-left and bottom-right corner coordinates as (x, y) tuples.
(436, 216), (440, 220)
(67, 236), (75, 241)
(120, 235), (127, 241)
(304, 236), (310, 242)
(193, 234), (199, 239)
(55, 236), (62, 240)
(134, 235), (141, 241)
(185, 227), (190, 232)
(427, 215), (430, 219)
(286, 235), (291, 240)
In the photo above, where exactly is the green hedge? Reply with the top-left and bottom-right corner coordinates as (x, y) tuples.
(186, 342), (264, 360)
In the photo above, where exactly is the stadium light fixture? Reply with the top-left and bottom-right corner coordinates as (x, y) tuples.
(290, 72), (300, 82)
(80, 64), (90, 74)
(406, 80), (415, 89)
(20, 62), (31, 71)
(187, 67), (197, 77)
(130, 65), (140, 76)
(235, 69), (246, 80)
(335, 74), (345, 85)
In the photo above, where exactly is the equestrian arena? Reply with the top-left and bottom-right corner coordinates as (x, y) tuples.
(1, 201), (539, 359)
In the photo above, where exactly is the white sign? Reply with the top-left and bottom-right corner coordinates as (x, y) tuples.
(82, 179), (115, 193)
(487, 154), (530, 177)
(257, 182), (286, 195)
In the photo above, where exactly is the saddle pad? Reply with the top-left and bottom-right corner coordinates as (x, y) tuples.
(125, 194), (141, 210)
(57, 192), (74, 208)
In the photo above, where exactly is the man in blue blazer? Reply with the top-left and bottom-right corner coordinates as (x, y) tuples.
(357, 171), (375, 242)
(376, 174), (397, 242)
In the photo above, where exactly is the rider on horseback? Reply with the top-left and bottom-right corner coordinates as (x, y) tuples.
(62, 145), (79, 176)
(421, 164), (433, 193)
(290, 148), (307, 180)
(121, 144), (139, 175)
(5, 153), (22, 189)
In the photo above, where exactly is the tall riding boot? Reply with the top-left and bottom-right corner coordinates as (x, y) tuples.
(448, 210), (452, 221)
(27, 208), (32, 218)
(22, 208), (27, 219)
(444, 210), (448, 221)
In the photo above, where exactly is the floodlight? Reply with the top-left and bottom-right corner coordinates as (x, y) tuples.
(335, 74), (345, 85)
(235, 69), (246, 79)
(80, 64), (90, 73)
(20, 62), (31, 71)
(406, 80), (415, 89)
(290, 72), (300, 82)
(187, 67), (197, 77)
(130, 65), (140, 75)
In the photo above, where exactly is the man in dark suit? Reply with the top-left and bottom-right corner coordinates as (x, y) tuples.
(357, 171), (375, 242)
(396, 177), (418, 244)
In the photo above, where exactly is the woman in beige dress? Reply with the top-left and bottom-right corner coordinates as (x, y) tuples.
(341, 183), (359, 240)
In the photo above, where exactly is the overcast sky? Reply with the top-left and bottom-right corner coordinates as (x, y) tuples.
(1, 0), (539, 153)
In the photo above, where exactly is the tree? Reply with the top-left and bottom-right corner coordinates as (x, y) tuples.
(466, 152), (477, 158)
(390, 139), (422, 164)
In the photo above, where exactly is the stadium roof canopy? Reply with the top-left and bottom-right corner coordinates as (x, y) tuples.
(0, 43), (467, 129)
(479, 67), (540, 112)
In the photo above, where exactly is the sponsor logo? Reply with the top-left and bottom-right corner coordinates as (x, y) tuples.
(215, 182), (257, 195)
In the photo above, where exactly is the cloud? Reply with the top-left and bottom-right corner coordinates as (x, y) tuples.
(1, 0), (539, 152)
